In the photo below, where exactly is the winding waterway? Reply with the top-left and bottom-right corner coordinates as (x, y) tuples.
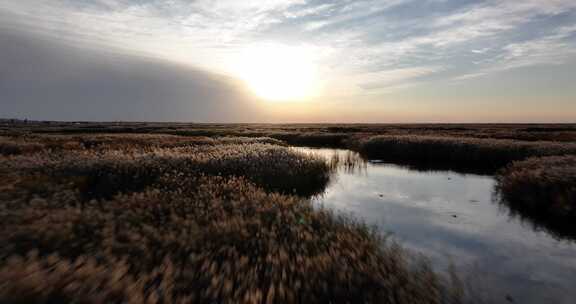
(295, 147), (576, 304)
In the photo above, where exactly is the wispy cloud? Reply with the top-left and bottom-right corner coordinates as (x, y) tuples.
(453, 24), (576, 81)
(357, 66), (443, 91)
(1, 0), (576, 96)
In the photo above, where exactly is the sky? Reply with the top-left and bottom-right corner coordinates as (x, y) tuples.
(1, 0), (575, 123)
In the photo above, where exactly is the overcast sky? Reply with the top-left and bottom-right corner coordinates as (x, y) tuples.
(1, 0), (575, 122)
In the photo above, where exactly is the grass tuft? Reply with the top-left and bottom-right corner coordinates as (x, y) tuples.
(496, 155), (576, 238)
(360, 135), (576, 173)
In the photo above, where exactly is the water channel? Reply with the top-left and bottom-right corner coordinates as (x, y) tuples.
(295, 147), (576, 304)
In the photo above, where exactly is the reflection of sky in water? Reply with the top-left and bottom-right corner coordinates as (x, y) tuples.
(298, 148), (576, 304)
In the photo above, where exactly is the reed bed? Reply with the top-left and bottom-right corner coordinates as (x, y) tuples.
(0, 134), (286, 156)
(6, 121), (575, 143)
(292, 148), (367, 174)
(0, 141), (44, 156)
(269, 132), (349, 147)
(360, 135), (576, 173)
(0, 135), (458, 303)
(216, 136), (285, 146)
(496, 155), (576, 238)
(0, 143), (331, 198)
(0, 177), (452, 304)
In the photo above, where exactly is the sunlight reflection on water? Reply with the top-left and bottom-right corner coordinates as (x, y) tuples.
(295, 147), (576, 304)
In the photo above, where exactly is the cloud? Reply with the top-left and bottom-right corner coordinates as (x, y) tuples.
(1, 0), (576, 121)
(3, 0), (575, 85)
(452, 24), (576, 81)
(357, 66), (443, 91)
(284, 3), (335, 19)
(300, 0), (411, 31)
(0, 0), (305, 72)
(471, 48), (490, 54)
(0, 28), (262, 122)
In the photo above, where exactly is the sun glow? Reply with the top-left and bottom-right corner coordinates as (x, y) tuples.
(235, 44), (321, 101)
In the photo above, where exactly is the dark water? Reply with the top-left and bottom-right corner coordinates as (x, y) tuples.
(295, 147), (576, 304)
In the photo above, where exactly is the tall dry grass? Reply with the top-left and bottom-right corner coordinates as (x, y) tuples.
(0, 134), (288, 156)
(264, 132), (349, 147)
(1, 143), (331, 198)
(0, 135), (459, 303)
(360, 135), (576, 173)
(496, 155), (576, 238)
(0, 176), (454, 303)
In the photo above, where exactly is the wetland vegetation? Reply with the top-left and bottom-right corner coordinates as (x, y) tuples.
(496, 155), (576, 239)
(1, 120), (575, 303)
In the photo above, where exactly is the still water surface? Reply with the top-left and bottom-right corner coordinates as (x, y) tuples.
(295, 147), (576, 304)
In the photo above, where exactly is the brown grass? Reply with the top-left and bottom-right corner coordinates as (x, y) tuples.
(0, 133), (290, 156)
(1, 143), (331, 198)
(496, 155), (576, 238)
(360, 135), (576, 173)
(0, 134), (457, 304)
(0, 177), (451, 303)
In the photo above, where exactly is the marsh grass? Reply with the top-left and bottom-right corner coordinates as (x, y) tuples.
(0, 133), (290, 156)
(269, 132), (349, 147)
(216, 136), (285, 146)
(0, 134), (458, 303)
(292, 147), (368, 174)
(8, 123), (573, 303)
(1, 143), (331, 199)
(0, 137), (45, 156)
(0, 184), (448, 303)
(327, 150), (367, 173)
(496, 155), (576, 238)
(360, 135), (576, 173)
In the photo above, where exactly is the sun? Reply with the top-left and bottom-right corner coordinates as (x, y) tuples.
(235, 44), (320, 101)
